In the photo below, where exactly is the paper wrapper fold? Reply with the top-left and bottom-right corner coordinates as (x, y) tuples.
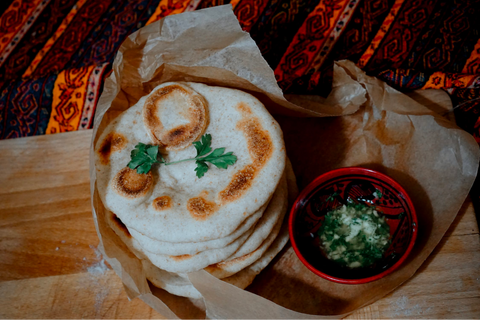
(90, 5), (480, 318)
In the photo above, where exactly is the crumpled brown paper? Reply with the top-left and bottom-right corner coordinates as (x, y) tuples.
(89, 5), (480, 319)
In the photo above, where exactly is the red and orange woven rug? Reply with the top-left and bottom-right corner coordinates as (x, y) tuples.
(1, 0), (479, 140)
(1, 0), (480, 222)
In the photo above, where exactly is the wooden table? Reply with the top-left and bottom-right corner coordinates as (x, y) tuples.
(0, 130), (479, 319)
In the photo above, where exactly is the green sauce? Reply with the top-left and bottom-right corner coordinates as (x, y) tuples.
(318, 203), (390, 268)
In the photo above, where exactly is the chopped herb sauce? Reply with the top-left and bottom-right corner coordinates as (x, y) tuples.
(318, 203), (390, 268)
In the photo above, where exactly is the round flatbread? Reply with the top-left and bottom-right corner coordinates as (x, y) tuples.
(132, 173), (287, 273)
(130, 172), (286, 256)
(222, 221), (290, 289)
(138, 225), (254, 273)
(144, 213), (290, 299)
(140, 162), (297, 298)
(129, 202), (267, 256)
(105, 205), (255, 273)
(95, 82), (286, 243)
(203, 162), (293, 278)
(204, 195), (286, 278)
(142, 83), (209, 151)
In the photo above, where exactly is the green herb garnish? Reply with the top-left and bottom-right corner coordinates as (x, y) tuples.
(325, 192), (339, 202)
(373, 189), (383, 199)
(190, 134), (238, 178)
(127, 143), (164, 174)
(127, 134), (237, 178)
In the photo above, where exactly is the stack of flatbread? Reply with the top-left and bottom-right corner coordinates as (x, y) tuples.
(94, 82), (295, 299)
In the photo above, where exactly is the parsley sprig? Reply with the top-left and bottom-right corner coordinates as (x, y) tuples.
(189, 134), (237, 178)
(127, 134), (237, 178)
(127, 143), (164, 174)
(325, 192), (339, 202)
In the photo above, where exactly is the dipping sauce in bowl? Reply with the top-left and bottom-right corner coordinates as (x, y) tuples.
(319, 203), (391, 269)
(289, 167), (418, 284)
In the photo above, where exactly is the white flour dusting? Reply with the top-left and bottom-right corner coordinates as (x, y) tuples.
(391, 295), (432, 317)
(87, 259), (109, 275)
(84, 245), (110, 313)
(87, 245), (109, 275)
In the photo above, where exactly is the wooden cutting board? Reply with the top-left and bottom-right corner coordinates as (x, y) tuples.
(0, 130), (479, 318)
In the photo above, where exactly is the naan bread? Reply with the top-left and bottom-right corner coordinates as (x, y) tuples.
(141, 163), (297, 298)
(204, 195), (286, 278)
(226, 176), (287, 260)
(128, 206), (265, 255)
(105, 174), (283, 260)
(221, 221), (290, 289)
(221, 159), (297, 286)
(144, 214), (290, 299)
(138, 226), (254, 273)
(95, 82), (286, 243)
(130, 173), (286, 257)
(96, 82), (293, 299)
(142, 83), (209, 151)
(132, 174), (287, 273)
(105, 205), (255, 273)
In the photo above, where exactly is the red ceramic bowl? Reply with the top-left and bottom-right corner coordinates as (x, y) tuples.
(289, 167), (418, 284)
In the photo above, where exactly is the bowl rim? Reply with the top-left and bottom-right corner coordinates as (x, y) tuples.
(288, 166), (418, 285)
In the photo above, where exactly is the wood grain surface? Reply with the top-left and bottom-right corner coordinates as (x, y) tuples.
(0, 130), (479, 319)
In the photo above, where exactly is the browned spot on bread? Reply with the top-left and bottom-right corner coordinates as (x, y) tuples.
(236, 104), (273, 166)
(219, 103), (274, 203)
(219, 165), (256, 202)
(237, 102), (252, 115)
(241, 118), (273, 165)
(205, 251), (255, 271)
(143, 103), (165, 147)
(110, 212), (131, 238)
(223, 251), (256, 267)
(113, 167), (153, 198)
(187, 196), (217, 220)
(162, 124), (189, 146)
(143, 84), (208, 151)
(170, 254), (192, 261)
(170, 127), (185, 137)
(204, 264), (221, 273)
(98, 132), (128, 165)
(153, 196), (172, 211)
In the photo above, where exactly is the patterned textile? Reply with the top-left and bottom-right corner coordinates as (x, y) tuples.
(1, 0), (480, 221)
(1, 0), (479, 140)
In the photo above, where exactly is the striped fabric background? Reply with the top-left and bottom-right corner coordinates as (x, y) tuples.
(0, 0), (479, 140)
(1, 0), (480, 223)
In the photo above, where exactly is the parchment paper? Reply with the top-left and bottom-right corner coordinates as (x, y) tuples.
(89, 5), (480, 319)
